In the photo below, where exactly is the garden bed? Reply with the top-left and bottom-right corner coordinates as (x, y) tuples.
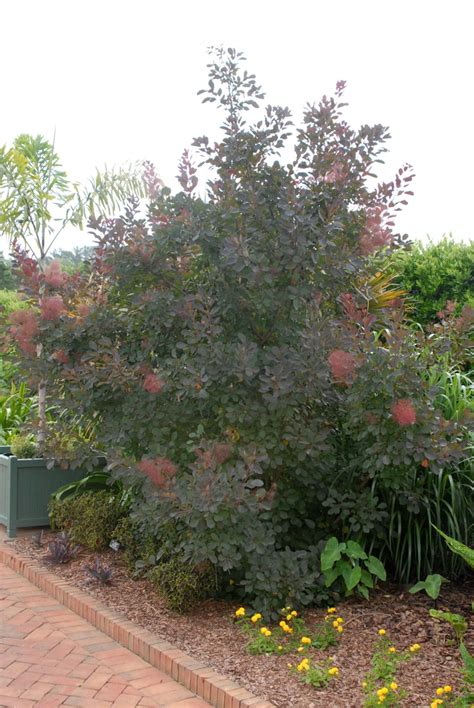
(12, 532), (474, 708)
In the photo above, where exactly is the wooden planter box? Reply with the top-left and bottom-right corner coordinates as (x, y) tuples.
(0, 446), (86, 538)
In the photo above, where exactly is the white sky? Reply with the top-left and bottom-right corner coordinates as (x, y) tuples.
(1, 0), (473, 250)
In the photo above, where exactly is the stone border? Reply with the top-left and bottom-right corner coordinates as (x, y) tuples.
(0, 544), (275, 708)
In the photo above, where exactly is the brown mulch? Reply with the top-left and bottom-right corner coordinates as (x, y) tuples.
(12, 533), (474, 708)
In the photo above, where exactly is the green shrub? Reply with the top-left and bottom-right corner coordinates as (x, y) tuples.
(111, 516), (161, 573)
(386, 237), (474, 324)
(49, 491), (125, 550)
(9, 433), (37, 458)
(0, 289), (27, 314)
(148, 557), (219, 613)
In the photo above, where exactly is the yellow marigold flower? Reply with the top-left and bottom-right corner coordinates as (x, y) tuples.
(436, 688), (444, 696)
(251, 613), (262, 623)
(336, 617), (344, 623)
(378, 628), (386, 636)
(260, 626), (270, 635)
(388, 647), (396, 653)
(301, 636), (312, 645)
(409, 643), (421, 653)
(291, 610), (298, 617)
(235, 607), (245, 617)
(332, 620), (339, 628)
(265, 629), (272, 637)
(443, 686), (452, 693)
(377, 687), (389, 696)
(336, 625), (343, 633)
(286, 614), (293, 621)
(328, 666), (339, 676)
(430, 701), (443, 708)
(297, 660), (309, 672)
(327, 607), (337, 614)
(277, 645), (283, 651)
(297, 646), (304, 653)
(390, 682), (398, 691)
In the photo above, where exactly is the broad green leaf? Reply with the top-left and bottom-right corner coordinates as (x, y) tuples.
(360, 569), (374, 588)
(430, 609), (468, 642)
(433, 526), (474, 569)
(346, 540), (367, 560)
(342, 564), (361, 592)
(358, 583), (369, 600)
(365, 555), (386, 581)
(323, 566), (339, 588)
(321, 537), (344, 572)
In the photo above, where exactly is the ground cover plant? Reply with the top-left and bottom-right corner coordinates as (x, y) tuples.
(6, 48), (473, 617)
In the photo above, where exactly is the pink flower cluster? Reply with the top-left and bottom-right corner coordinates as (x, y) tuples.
(195, 443), (233, 470)
(391, 399), (416, 426)
(44, 260), (68, 288)
(360, 206), (392, 255)
(40, 295), (66, 321)
(328, 349), (356, 384)
(143, 372), (165, 394)
(9, 310), (39, 356)
(137, 457), (177, 488)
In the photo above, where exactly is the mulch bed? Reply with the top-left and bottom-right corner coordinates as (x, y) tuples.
(12, 533), (474, 708)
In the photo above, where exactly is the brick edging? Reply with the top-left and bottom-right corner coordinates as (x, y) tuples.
(0, 544), (274, 708)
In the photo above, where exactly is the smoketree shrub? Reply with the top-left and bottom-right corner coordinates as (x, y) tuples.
(10, 49), (473, 604)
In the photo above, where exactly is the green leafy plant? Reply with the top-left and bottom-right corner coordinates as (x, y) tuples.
(321, 537), (386, 599)
(111, 516), (162, 574)
(434, 526), (474, 569)
(148, 557), (219, 613)
(362, 631), (418, 707)
(429, 609), (468, 643)
(290, 657), (340, 688)
(409, 574), (447, 600)
(49, 491), (125, 551)
(9, 432), (37, 458)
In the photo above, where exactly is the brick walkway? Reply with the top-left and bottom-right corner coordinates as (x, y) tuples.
(0, 563), (210, 707)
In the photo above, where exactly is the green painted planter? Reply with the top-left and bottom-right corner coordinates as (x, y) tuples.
(0, 446), (86, 538)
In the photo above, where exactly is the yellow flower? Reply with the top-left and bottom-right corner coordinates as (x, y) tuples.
(336, 625), (343, 633)
(279, 620), (286, 629)
(301, 637), (312, 645)
(336, 617), (344, 623)
(286, 614), (293, 621)
(291, 610), (298, 617)
(251, 613), (262, 623)
(277, 645), (283, 651)
(327, 607), (337, 614)
(260, 627), (271, 636)
(328, 666), (339, 676)
(332, 620), (339, 628)
(378, 629), (386, 636)
(362, 681), (368, 688)
(390, 682), (398, 691)
(377, 687), (389, 697)
(235, 607), (245, 617)
(297, 646), (304, 653)
(409, 643), (421, 653)
(388, 647), (397, 653)
(297, 659), (309, 672)
(430, 701), (443, 708)
(443, 686), (452, 693)
(436, 688), (444, 696)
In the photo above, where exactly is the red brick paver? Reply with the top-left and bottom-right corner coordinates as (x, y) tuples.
(0, 564), (210, 707)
